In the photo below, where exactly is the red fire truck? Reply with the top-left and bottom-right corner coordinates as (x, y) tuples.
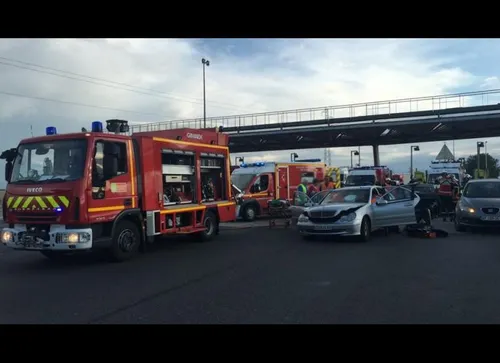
(231, 161), (326, 221)
(0, 120), (236, 262)
(345, 166), (392, 186)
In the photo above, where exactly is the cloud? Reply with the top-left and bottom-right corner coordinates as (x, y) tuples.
(0, 38), (499, 188)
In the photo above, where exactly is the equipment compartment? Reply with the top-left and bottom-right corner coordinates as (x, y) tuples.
(161, 149), (195, 205)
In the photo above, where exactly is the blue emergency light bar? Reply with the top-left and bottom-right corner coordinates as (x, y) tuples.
(240, 162), (266, 168)
(352, 165), (388, 170)
(91, 121), (103, 133)
(46, 127), (57, 135)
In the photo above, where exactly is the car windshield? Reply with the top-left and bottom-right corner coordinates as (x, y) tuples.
(321, 189), (370, 204)
(345, 175), (375, 186)
(231, 173), (255, 191)
(10, 139), (87, 184)
(463, 182), (500, 198)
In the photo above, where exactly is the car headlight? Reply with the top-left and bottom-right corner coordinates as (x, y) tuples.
(459, 205), (475, 213)
(56, 232), (91, 244)
(298, 214), (309, 223)
(339, 213), (356, 223)
(1, 230), (13, 244)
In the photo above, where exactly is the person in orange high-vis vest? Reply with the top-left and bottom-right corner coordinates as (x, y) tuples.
(320, 176), (335, 191)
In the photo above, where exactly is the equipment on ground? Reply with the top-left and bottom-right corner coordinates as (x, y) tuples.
(267, 199), (292, 228)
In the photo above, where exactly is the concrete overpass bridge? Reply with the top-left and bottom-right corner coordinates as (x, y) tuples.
(129, 89), (500, 165)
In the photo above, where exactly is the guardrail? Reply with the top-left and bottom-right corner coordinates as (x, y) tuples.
(129, 89), (500, 133)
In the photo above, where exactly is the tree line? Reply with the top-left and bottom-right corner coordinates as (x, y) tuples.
(463, 153), (500, 178)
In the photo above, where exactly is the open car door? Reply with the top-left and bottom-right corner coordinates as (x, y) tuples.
(289, 190), (330, 224)
(372, 186), (420, 227)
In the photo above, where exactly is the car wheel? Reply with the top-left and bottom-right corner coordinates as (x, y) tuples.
(454, 217), (466, 232)
(358, 216), (371, 242)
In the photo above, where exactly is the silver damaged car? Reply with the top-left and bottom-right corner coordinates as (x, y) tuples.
(295, 186), (420, 241)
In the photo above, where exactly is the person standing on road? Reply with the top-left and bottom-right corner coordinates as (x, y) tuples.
(320, 176), (335, 191)
(437, 172), (458, 222)
(307, 178), (320, 197)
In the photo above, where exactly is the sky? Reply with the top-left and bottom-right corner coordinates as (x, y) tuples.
(1, 38), (500, 188)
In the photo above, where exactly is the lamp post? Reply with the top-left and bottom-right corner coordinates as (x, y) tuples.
(485, 141), (488, 175)
(477, 141), (485, 178)
(410, 145), (420, 179)
(202, 58), (210, 128)
(291, 153), (299, 162)
(350, 150), (359, 168)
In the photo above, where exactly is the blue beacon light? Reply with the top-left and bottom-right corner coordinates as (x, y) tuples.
(55, 207), (63, 213)
(91, 121), (103, 132)
(46, 127), (57, 135)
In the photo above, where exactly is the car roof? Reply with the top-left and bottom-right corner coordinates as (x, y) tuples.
(338, 186), (374, 190)
(467, 178), (500, 184)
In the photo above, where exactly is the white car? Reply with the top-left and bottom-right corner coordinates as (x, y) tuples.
(294, 185), (420, 241)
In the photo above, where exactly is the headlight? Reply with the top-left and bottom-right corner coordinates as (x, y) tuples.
(1, 230), (13, 243)
(339, 213), (356, 223)
(298, 214), (309, 223)
(56, 232), (91, 244)
(459, 205), (475, 213)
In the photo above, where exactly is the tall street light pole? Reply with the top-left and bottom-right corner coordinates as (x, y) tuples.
(202, 58), (210, 128)
(350, 150), (359, 168)
(410, 145), (420, 179)
(477, 141), (485, 178)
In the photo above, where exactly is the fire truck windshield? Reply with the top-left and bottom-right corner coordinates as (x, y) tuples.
(10, 139), (87, 184)
(231, 173), (255, 191)
(345, 174), (375, 186)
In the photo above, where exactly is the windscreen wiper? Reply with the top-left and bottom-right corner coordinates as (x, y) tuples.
(10, 179), (38, 184)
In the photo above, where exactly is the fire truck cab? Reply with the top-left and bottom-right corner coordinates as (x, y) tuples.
(1, 120), (236, 262)
(231, 161), (325, 221)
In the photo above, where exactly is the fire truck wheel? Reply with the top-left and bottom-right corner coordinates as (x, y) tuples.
(197, 211), (217, 242)
(358, 216), (371, 242)
(109, 220), (141, 262)
(242, 205), (257, 222)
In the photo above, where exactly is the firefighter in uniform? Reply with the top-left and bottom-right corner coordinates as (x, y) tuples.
(436, 172), (459, 221)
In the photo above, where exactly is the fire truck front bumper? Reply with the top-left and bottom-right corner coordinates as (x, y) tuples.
(1, 224), (93, 251)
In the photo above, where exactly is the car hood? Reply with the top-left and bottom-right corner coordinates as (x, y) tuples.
(462, 197), (500, 208)
(306, 203), (366, 214)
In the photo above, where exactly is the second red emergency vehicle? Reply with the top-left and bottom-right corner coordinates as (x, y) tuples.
(231, 161), (326, 221)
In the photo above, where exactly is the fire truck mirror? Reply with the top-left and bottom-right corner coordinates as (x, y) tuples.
(4, 161), (12, 182)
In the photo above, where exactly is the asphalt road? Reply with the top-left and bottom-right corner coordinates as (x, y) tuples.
(1, 219), (500, 324)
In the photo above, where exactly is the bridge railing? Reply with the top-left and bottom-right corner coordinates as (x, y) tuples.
(129, 88), (500, 133)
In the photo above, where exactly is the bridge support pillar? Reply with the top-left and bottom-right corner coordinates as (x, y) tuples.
(372, 144), (380, 166)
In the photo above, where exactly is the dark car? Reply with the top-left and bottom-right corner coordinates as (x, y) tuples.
(412, 183), (440, 222)
(454, 179), (500, 231)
